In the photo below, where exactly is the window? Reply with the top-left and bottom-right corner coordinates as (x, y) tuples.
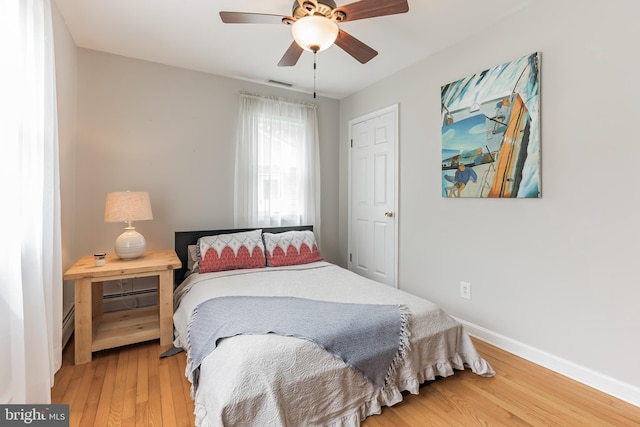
(234, 94), (320, 235)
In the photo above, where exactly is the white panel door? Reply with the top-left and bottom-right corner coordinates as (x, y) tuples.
(348, 105), (398, 287)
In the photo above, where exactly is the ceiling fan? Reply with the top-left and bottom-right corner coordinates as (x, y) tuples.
(220, 0), (410, 67)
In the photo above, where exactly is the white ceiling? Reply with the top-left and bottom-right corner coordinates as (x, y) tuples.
(53, 0), (531, 99)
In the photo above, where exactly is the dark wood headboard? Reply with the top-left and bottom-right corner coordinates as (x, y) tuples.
(173, 225), (314, 285)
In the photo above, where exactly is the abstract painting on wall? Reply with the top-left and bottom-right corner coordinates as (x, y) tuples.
(441, 52), (540, 198)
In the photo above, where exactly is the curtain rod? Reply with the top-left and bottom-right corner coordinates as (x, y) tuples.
(240, 92), (317, 109)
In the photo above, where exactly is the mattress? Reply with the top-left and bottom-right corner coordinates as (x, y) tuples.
(173, 261), (494, 427)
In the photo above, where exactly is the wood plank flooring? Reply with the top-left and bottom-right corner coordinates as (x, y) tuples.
(51, 338), (640, 426)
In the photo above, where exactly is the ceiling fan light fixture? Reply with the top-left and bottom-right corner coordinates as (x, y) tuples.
(291, 16), (339, 53)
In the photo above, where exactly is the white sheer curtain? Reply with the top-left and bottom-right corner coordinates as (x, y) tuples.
(0, 0), (63, 404)
(234, 93), (321, 239)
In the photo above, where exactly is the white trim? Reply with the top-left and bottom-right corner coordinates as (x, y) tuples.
(455, 317), (640, 408)
(347, 103), (400, 288)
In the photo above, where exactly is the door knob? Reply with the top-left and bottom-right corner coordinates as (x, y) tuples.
(385, 211), (394, 217)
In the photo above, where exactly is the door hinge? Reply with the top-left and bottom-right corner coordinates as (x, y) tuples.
(350, 139), (353, 148)
(349, 253), (352, 262)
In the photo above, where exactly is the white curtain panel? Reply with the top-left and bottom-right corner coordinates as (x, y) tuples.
(234, 94), (321, 240)
(0, 0), (63, 404)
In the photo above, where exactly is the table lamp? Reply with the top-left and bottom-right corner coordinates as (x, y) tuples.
(104, 191), (153, 259)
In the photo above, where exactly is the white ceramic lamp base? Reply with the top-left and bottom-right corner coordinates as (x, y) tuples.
(115, 226), (146, 259)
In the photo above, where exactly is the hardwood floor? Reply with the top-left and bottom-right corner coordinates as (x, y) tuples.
(51, 338), (640, 426)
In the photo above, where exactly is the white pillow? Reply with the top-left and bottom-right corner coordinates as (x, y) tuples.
(187, 244), (198, 272)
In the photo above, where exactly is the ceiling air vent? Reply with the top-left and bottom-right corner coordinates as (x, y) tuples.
(267, 79), (293, 87)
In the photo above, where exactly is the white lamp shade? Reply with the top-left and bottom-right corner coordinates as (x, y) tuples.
(104, 191), (153, 223)
(291, 16), (339, 53)
(114, 227), (147, 259)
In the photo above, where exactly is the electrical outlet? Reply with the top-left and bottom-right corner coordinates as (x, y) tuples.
(460, 281), (471, 300)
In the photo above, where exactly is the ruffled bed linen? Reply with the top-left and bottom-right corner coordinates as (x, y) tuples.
(173, 261), (494, 427)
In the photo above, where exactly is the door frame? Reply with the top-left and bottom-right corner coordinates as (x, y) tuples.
(347, 103), (399, 288)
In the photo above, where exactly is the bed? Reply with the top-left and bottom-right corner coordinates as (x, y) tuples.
(172, 226), (494, 427)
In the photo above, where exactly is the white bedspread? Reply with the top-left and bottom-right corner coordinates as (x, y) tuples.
(173, 261), (494, 427)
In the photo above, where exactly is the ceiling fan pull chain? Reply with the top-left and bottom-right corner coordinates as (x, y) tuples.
(313, 51), (317, 99)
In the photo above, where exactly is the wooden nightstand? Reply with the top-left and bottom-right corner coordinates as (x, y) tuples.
(64, 249), (181, 364)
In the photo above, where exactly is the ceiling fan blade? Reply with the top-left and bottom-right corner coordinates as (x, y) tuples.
(335, 0), (409, 22)
(335, 29), (378, 64)
(278, 42), (304, 67)
(220, 11), (286, 24)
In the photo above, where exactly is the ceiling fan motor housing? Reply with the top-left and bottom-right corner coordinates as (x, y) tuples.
(292, 0), (345, 22)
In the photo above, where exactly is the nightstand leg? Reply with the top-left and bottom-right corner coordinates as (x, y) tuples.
(92, 281), (103, 324)
(74, 278), (93, 364)
(158, 270), (173, 346)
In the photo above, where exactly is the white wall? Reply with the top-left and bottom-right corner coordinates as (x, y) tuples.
(339, 0), (640, 403)
(73, 49), (341, 266)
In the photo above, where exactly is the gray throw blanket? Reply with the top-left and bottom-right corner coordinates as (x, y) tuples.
(187, 296), (410, 391)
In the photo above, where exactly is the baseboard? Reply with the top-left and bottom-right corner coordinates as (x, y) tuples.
(456, 317), (640, 408)
(102, 290), (158, 313)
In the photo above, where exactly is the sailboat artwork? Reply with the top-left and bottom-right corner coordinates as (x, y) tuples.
(441, 52), (541, 198)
